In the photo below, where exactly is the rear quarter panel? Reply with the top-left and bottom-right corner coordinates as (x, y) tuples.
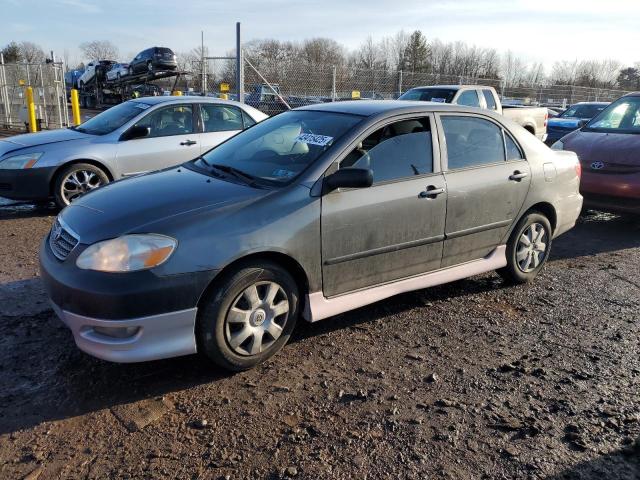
(507, 128), (582, 239)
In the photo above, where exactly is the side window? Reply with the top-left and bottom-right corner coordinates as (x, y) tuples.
(340, 118), (433, 183)
(134, 105), (194, 138)
(242, 110), (256, 129)
(505, 131), (524, 160)
(482, 90), (497, 110)
(200, 105), (244, 132)
(457, 90), (480, 108)
(441, 116), (506, 169)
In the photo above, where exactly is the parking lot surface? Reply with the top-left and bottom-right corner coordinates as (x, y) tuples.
(0, 198), (639, 479)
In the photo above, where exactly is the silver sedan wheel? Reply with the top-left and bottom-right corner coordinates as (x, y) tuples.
(61, 169), (104, 204)
(516, 222), (548, 273)
(224, 281), (290, 356)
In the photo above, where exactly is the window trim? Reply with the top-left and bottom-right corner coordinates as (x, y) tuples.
(199, 103), (244, 133)
(330, 113), (442, 188)
(132, 103), (197, 139)
(435, 112), (527, 172)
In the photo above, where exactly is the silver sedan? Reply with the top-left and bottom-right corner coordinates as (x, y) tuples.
(0, 97), (268, 207)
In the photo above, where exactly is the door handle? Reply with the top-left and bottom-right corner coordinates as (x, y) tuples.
(180, 139), (197, 146)
(419, 186), (445, 199)
(509, 171), (528, 181)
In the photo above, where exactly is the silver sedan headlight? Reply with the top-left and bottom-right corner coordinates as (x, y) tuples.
(76, 234), (177, 272)
(551, 140), (564, 151)
(0, 152), (43, 169)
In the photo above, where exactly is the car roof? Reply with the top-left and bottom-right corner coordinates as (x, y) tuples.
(407, 85), (494, 91)
(296, 99), (489, 117)
(135, 96), (247, 107)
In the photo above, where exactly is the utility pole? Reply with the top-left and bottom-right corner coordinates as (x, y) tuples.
(201, 31), (206, 95)
(236, 22), (244, 103)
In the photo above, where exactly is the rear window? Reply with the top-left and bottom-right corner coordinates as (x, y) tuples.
(157, 48), (174, 55)
(399, 88), (457, 103)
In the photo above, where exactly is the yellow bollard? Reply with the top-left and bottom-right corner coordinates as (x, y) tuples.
(25, 86), (37, 133)
(172, 90), (183, 96)
(70, 89), (81, 126)
(220, 93), (228, 100)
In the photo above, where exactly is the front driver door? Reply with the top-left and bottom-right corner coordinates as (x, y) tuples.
(116, 104), (201, 177)
(321, 115), (447, 297)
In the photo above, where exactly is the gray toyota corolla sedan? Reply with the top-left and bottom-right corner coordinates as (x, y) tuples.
(40, 101), (583, 371)
(0, 97), (267, 208)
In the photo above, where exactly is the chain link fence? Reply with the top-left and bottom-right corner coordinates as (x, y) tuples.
(238, 63), (635, 115)
(0, 59), (69, 131)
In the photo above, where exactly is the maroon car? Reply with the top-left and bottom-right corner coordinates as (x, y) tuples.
(553, 93), (640, 214)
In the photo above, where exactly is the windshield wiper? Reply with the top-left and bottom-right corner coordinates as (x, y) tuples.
(209, 163), (260, 186)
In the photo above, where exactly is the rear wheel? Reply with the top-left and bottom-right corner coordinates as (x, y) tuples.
(53, 163), (109, 208)
(197, 261), (299, 371)
(498, 212), (552, 284)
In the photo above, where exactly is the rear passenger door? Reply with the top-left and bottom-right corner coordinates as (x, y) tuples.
(321, 115), (447, 296)
(436, 114), (531, 267)
(198, 104), (246, 154)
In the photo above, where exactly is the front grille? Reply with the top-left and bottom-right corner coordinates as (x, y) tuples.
(0, 183), (11, 191)
(582, 161), (640, 175)
(48, 219), (79, 261)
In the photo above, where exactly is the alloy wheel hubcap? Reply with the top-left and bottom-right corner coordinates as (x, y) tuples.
(225, 281), (289, 356)
(62, 170), (104, 204)
(516, 222), (548, 273)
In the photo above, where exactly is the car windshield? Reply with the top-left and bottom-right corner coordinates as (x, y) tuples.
(195, 110), (363, 185)
(586, 97), (640, 133)
(560, 104), (607, 119)
(399, 88), (457, 103)
(73, 101), (149, 135)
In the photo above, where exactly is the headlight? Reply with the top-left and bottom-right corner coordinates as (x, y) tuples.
(0, 152), (43, 169)
(551, 140), (564, 151)
(76, 234), (177, 272)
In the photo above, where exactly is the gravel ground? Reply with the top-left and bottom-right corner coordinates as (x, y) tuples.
(0, 198), (639, 480)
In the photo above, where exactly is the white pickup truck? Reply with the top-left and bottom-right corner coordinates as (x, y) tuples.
(399, 85), (548, 141)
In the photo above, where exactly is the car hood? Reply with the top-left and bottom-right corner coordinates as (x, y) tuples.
(0, 129), (92, 155)
(562, 129), (640, 166)
(60, 166), (270, 244)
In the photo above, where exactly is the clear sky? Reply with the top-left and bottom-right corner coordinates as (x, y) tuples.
(3, 0), (639, 68)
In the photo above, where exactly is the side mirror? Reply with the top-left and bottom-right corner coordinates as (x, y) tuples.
(324, 168), (373, 193)
(121, 125), (150, 141)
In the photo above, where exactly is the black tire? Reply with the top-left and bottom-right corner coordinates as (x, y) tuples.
(497, 211), (552, 284)
(197, 261), (300, 371)
(53, 163), (110, 209)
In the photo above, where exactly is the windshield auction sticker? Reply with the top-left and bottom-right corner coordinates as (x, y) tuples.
(295, 133), (333, 146)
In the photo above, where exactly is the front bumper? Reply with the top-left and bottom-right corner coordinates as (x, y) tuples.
(580, 171), (640, 214)
(52, 303), (198, 363)
(0, 166), (55, 200)
(40, 235), (218, 362)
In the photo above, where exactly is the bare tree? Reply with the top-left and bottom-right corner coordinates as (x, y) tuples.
(19, 41), (46, 63)
(79, 40), (119, 61)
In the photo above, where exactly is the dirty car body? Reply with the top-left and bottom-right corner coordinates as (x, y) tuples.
(39, 100), (582, 367)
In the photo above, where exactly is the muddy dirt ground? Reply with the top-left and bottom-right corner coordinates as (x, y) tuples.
(0, 198), (639, 480)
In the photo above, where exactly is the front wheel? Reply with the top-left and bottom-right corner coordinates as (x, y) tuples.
(53, 163), (109, 208)
(197, 261), (299, 371)
(498, 212), (552, 284)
